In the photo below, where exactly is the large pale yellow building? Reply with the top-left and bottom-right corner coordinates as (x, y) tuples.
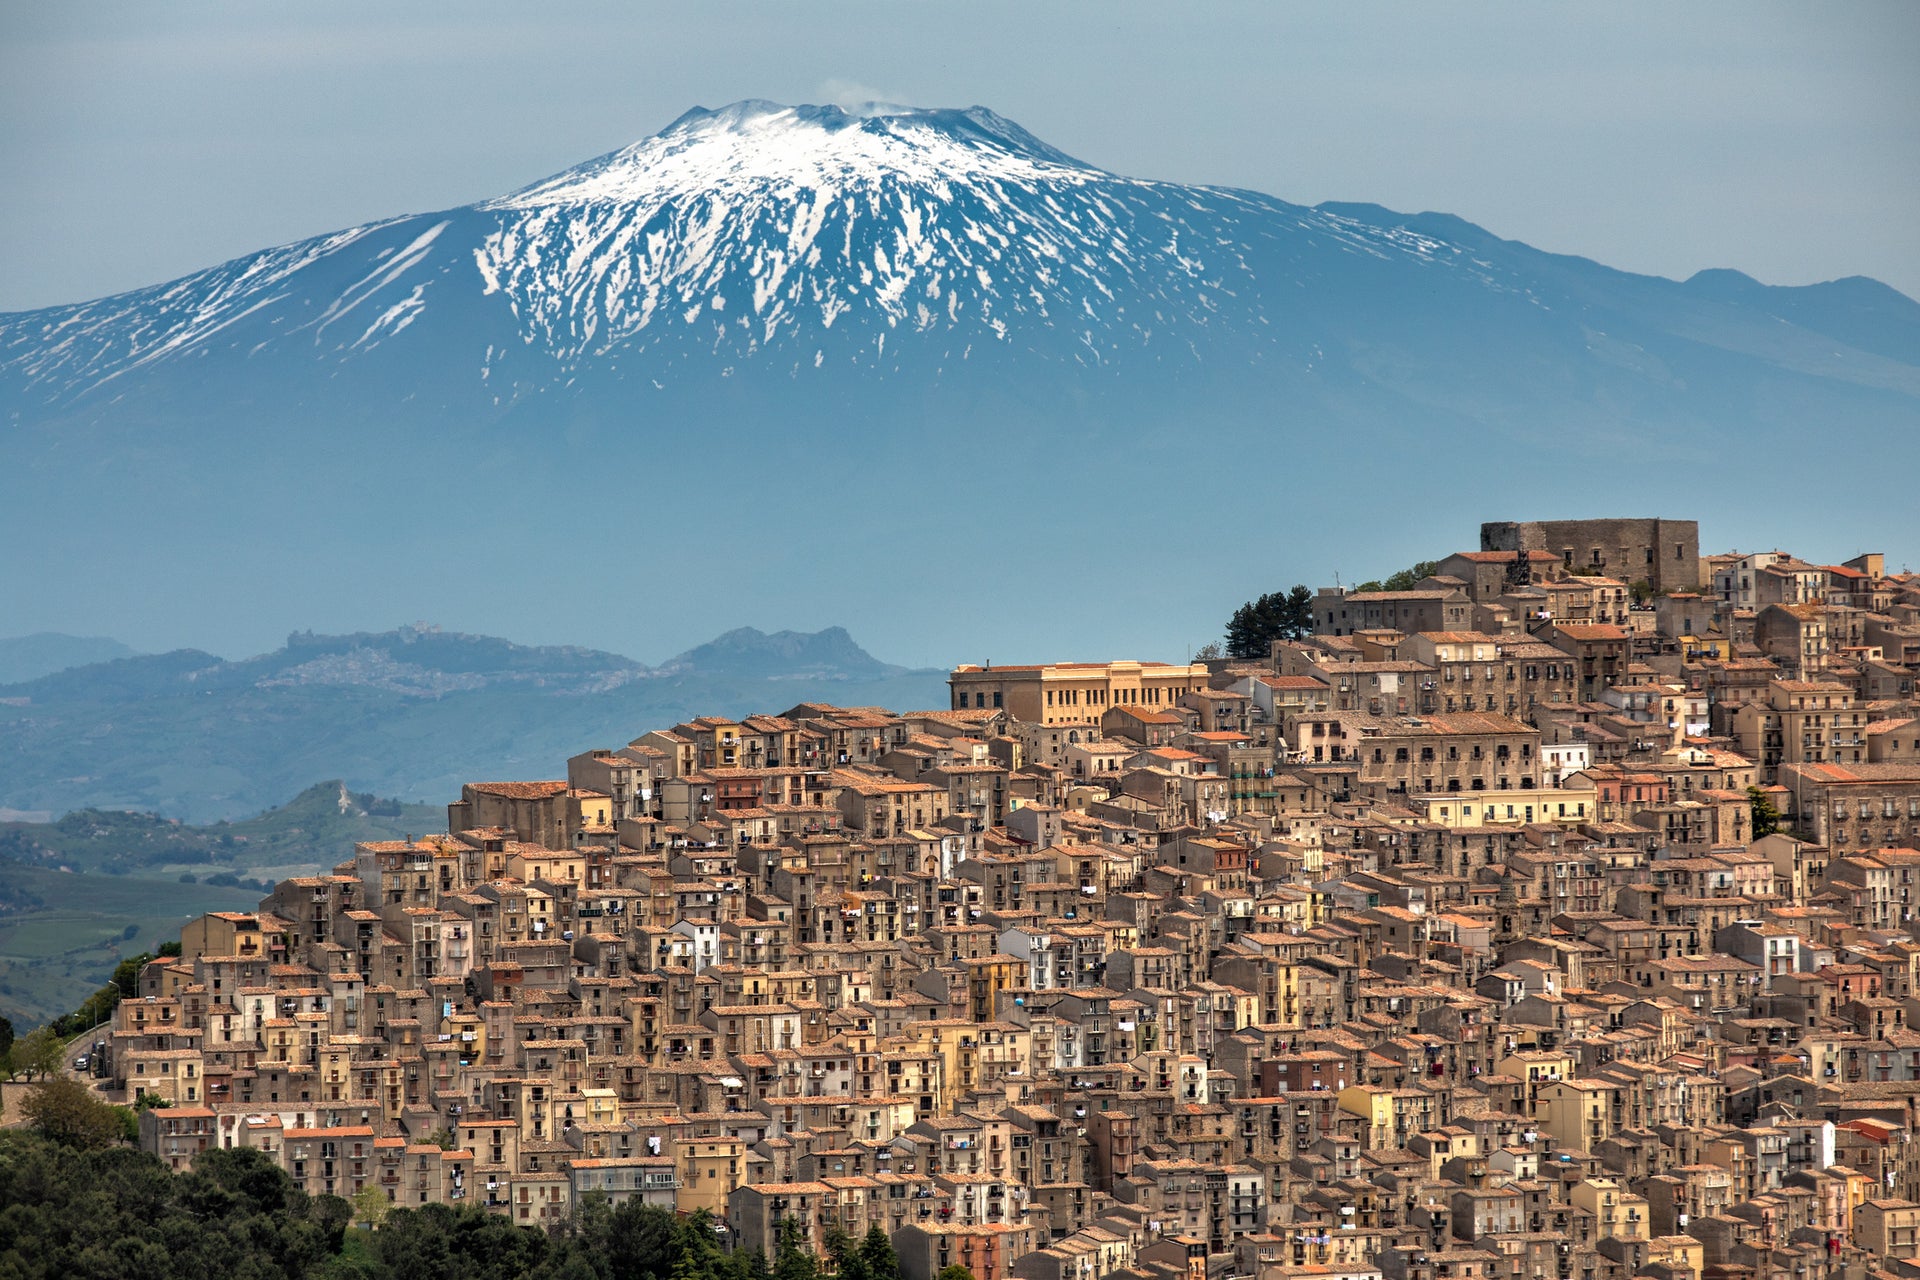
(1537, 1077), (1613, 1151)
(675, 1136), (744, 1219)
(903, 1018), (1032, 1111)
(1416, 784), (1598, 828)
(1336, 1084), (1396, 1149)
(949, 661), (1210, 725)
(1572, 1177), (1649, 1241)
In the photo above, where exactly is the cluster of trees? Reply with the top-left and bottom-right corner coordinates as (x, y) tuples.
(20, 1073), (142, 1147)
(0, 1083), (969, 1280)
(1217, 560), (1446, 660)
(0, 1129), (351, 1279)
(1222, 586), (1315, 659)
(1351, 559), (1440, 594)
(3, 1021), (69, 1081)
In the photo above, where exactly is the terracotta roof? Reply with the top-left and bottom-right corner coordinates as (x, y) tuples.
(466, 780), (569, 800)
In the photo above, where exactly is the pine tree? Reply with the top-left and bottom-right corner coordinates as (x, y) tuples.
(1225, 584), (1315, 658)
(825, 1226), (867, 1280)
(775, 1218), (820, 1280)
(857, 1225), (901, 1280)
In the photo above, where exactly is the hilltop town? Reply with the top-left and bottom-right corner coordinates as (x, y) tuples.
(110, 517), (1920, 1280)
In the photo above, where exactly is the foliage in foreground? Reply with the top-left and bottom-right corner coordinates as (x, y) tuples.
(0, 1131), (350, 1280)
(0, 1125), (833, 1280)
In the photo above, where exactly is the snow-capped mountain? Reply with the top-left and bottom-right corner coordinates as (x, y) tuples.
(3, 101), (1918, 664)
(1, 101), (1506, 404)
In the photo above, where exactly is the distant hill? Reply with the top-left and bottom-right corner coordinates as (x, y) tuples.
(660, 626), (903, 680)
(0, 862), (265, 1027)
(0, 632), (137, 684)
(0, 780), (445, 1027)
(0, 780), (446, 879)
(0, 624), (947, 822)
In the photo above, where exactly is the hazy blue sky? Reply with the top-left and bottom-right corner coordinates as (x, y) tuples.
(2, 1), (1916, 312)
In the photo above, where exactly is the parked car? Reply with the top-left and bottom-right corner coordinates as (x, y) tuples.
(72, 1055), (90, 1071)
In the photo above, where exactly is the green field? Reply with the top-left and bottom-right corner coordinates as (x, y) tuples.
(0, 866), (263, 1027)
(0, 779), (446, 1030)
(0, 779), (443, 879)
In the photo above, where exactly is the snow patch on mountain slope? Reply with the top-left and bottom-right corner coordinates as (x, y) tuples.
(467, 101), (1494, 367)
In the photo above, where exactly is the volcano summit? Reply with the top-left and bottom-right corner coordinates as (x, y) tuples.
(0, 100), (1509, 397)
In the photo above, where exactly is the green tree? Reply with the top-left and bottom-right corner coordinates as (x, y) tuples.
(602, 1197), (682, 1280)
(0, 1127), (352, 1279)
(0, 1012), (13, 1058)
(857, 1225), (901, 1280)
(22, 1074), (124, 1150)
(937, 1266), (977, 1280)
(365, 1201), (552, 1279)
(12, 1024), (64, 1080)
(1749, 785), (1783, 839)
(113, 951), (152, 997)
(825, 1225), (867, 1280)
(1356, 559), (1440, 593)
(776, 1218), (821, 1280)
(1283, 584), (1315, 636)
(310, 1193), (354, 1254)
(1225, 584), (1314, 658)
(50, 981), (124, 1037)
(352, 1184), (391, 1230)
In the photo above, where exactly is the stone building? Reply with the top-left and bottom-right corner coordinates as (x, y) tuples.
(1481, 517), (1701, 594)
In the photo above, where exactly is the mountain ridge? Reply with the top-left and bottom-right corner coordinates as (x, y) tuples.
(0, 622), (945, 823)
(0, 633), (139, 685)
(0, 622), (906, 699)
